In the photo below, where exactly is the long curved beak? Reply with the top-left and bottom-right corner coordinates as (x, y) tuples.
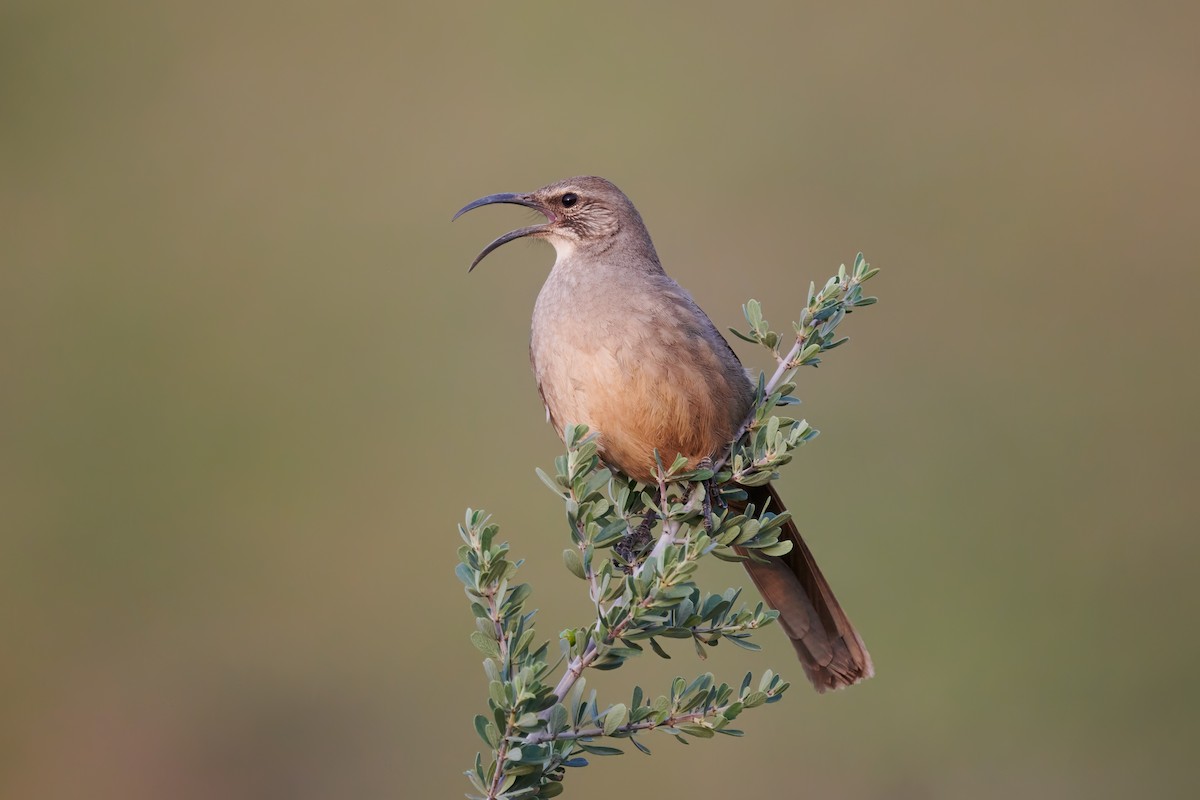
(452, 193), (555, 272)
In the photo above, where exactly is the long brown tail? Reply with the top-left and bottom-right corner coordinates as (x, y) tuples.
(730, 483), (873, 692)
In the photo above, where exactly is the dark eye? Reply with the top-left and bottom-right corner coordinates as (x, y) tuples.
(560, 192), (578, 208)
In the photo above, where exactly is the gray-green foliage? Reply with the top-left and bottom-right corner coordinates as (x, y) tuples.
(457, 254), (879, 799)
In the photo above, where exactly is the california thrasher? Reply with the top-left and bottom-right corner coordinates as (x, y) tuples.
(455, 176), (872, 692)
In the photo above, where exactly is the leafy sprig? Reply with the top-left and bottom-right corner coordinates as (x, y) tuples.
(459, 254), (879, 799)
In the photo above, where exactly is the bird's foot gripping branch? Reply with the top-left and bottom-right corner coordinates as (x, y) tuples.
(457, 255), (880, 799)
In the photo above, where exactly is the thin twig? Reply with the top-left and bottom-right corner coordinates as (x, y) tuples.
(485, 710), (518, 798)
(711, 275), (864, 476)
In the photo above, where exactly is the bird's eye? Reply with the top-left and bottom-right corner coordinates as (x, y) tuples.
(560, 192), (578, 208)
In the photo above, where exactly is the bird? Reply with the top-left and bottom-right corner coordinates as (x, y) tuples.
(454, 176), (872, 692)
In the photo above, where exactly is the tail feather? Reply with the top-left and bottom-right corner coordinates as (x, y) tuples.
(731, 483), (873, 692)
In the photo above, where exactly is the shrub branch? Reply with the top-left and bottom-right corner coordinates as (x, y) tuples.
(458, 254), (880, 800)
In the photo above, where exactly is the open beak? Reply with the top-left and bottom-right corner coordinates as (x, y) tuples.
(452, 193), (554, 272)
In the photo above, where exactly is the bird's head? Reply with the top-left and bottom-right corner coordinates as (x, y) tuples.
(453, 176), (652, 271)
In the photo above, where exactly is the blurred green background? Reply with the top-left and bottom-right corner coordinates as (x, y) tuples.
(4, 2), (1198, 798)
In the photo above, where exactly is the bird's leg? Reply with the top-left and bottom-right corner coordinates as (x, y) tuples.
(614, 511), (657, 572)
(697, 457), (716, 533)
(633, 509), (659, 539)
(658, 472), (695, 543)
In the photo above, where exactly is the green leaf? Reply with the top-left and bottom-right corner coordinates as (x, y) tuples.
(474, 714), (498, 747)
(744, 299), (763, 330)
(535, 467), (566, 495)
(489, 680), (509, 710)
(578, 744), (624, 756)
(678, 724), (715, 738)
(603, 703), (629, 735)
(728, 326), (758, 343)
(565, 424), (589, 448)
(505, 582), (532, 607)
(514, 744), (549, 763)
(470, 631), (500, 658)
(563, 548), (586, 580)
(455, 562), (476, 589)
(724, 636), (762, 651)
(548, 703), (568, 733)
(757, 540), (794, 557)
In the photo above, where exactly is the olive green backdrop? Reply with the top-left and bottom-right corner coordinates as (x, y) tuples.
(3, 2), (1197, 798)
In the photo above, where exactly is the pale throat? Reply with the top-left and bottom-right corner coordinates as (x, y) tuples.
(546, 234), (577, 263)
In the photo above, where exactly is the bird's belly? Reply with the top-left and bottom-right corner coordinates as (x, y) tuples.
(532, 322), (745, 483)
